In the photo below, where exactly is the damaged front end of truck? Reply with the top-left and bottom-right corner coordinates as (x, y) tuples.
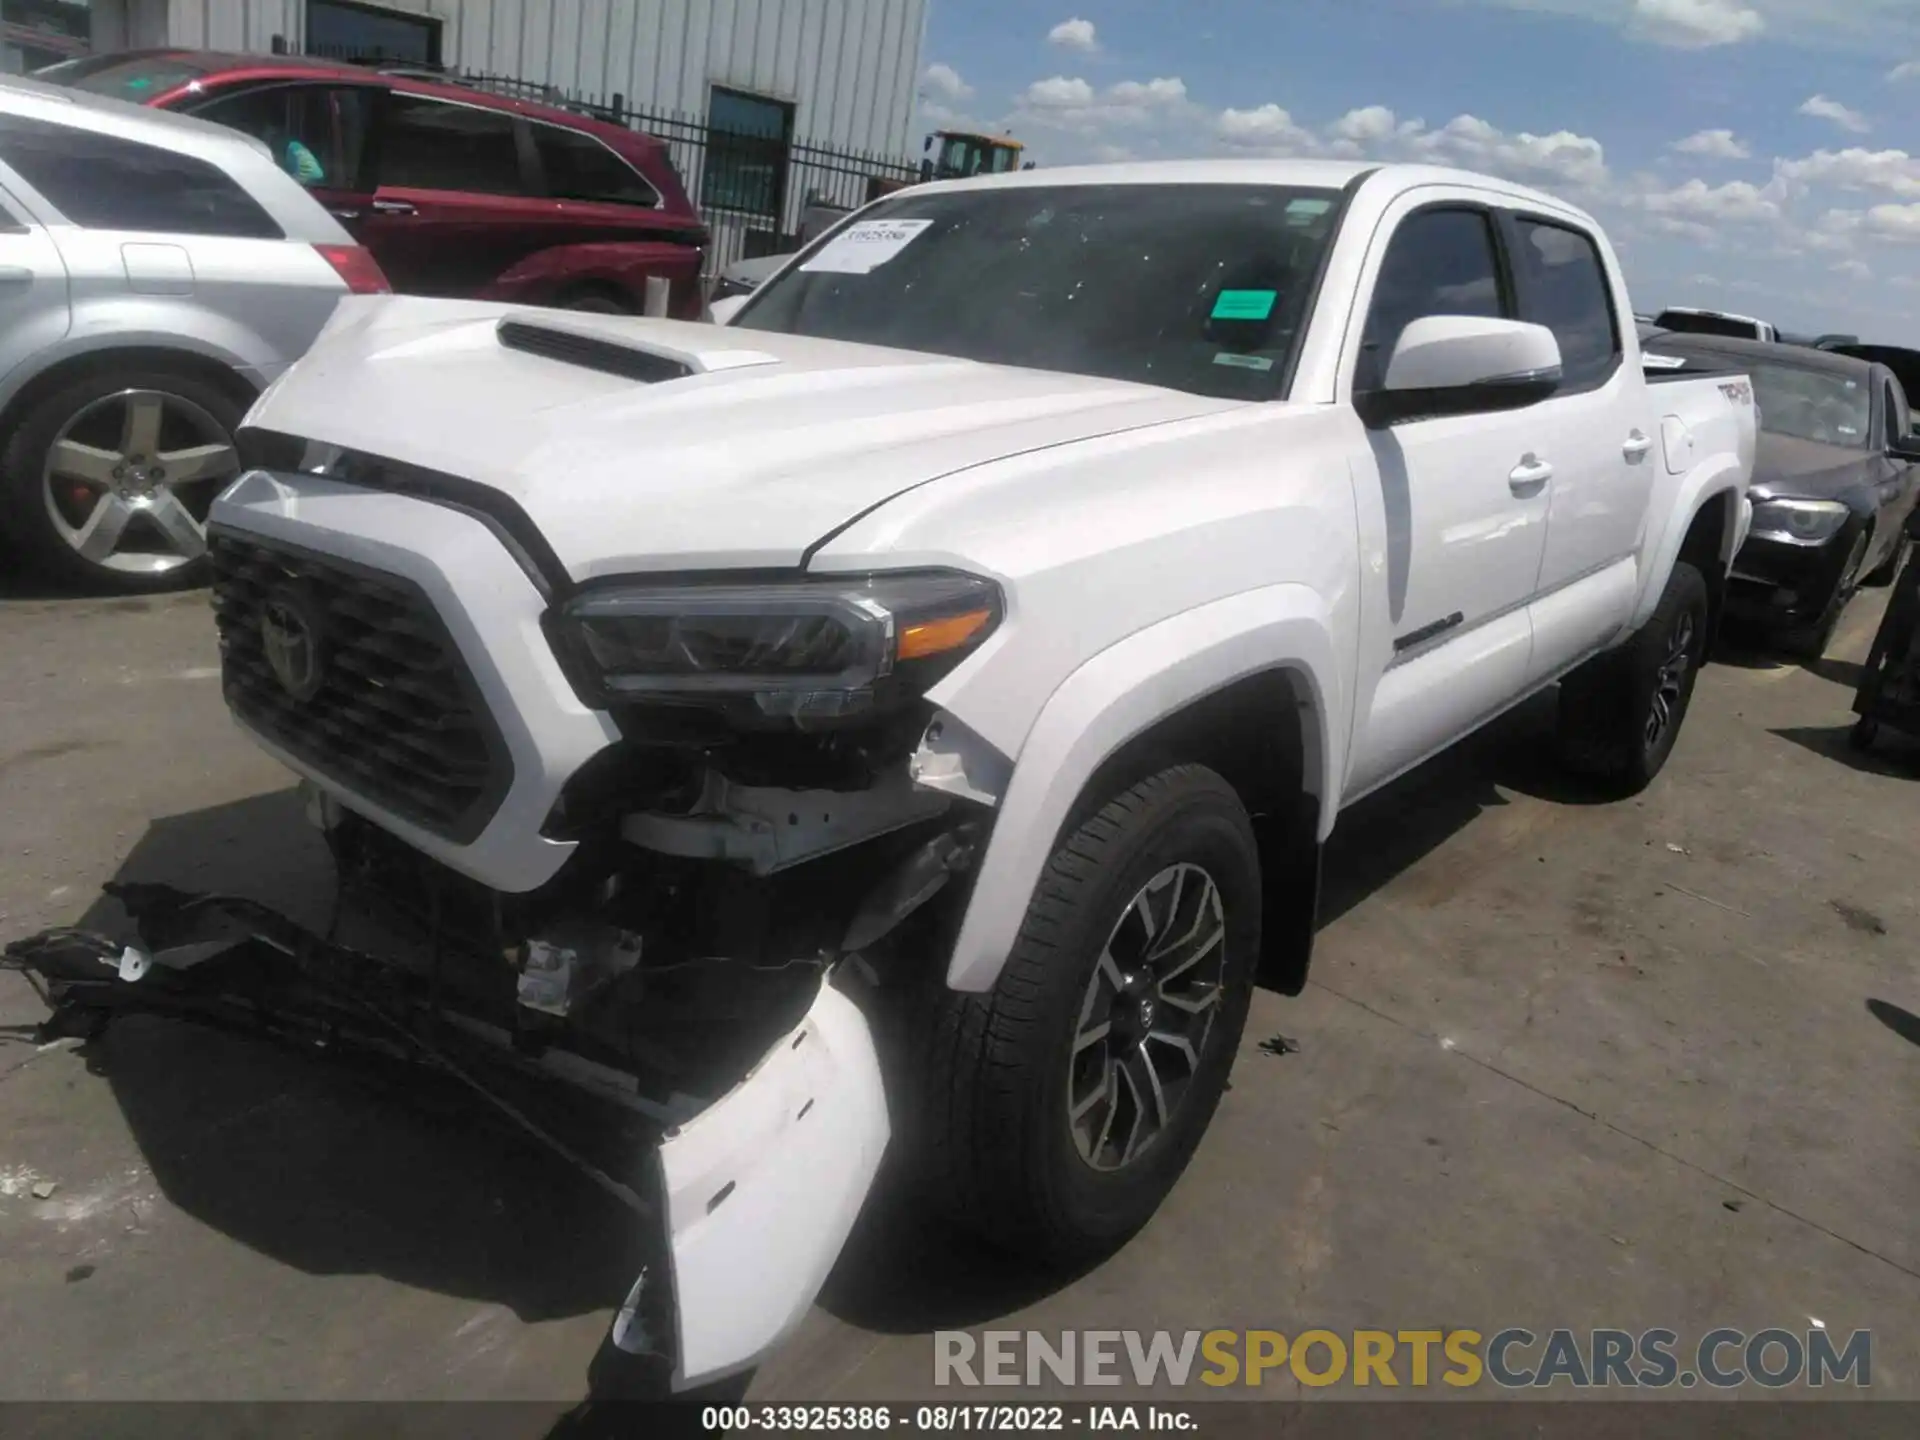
(4, 426), (1019, 1392)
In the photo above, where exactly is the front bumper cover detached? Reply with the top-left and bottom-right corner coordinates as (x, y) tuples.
(2, 884), (889, 1393)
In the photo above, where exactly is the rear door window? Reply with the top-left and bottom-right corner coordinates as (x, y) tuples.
(193, 84), (375, 192)
(533, 126), (657, 207)
(0, 113), (281, 239)
(375, 94), (530, 195)
(1509, 218), (1620, 390)
(1357, 207), (1509, 392)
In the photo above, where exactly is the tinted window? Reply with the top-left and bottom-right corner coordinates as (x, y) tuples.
(1514, 219), (1618, 388)
(194, 85), (374, 191)
(736, 183), (1344, 402)
(376, 94), (527, 194)
(0, 114), (281, 239)
(1746, 361), (1872, 449)
(534, 126), (656, 207)
(1358, 208), (1506, 392)
(1653, 310), (1763, 340)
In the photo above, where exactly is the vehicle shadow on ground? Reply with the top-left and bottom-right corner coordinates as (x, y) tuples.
(29, 678), (1695, 1392)
(1772, 723), (1920, 779)
(61, 789), (646, 1331)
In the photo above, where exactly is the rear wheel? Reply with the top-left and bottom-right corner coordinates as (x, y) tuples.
(905, 764), (1261, 1264)
(1, 366), (244, 593)
(1558, 560), (1710, 796)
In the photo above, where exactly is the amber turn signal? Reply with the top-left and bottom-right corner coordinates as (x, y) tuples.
(897, 608), (993, 662)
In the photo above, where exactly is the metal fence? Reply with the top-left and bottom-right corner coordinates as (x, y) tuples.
(455, 70), (922, 277)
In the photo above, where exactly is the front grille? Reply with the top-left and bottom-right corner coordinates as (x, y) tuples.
(209, 531), (513, 842)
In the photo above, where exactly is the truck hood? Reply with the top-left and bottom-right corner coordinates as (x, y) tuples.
(246, 296), (1240, 579)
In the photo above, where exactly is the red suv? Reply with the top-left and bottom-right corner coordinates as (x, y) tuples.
(43, 50), (707, 318)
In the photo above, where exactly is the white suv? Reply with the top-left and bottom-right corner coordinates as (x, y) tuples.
(0, 73), (387, 592)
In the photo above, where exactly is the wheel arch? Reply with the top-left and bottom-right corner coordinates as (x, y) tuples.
(1628, 467), (1746, 638)
(0, 343), (260, 452)
(942, 585), (1341, 995)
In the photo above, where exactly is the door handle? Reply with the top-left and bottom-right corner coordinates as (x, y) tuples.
(370, 199), (416, 215)
(1509, 455), (1554, 494)
(0, 265), (31, 285)
(1622, 430), (1654, 460)
(328, 207), (361, 221)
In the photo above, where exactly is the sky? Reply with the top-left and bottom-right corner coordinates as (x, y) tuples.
(910, 0), (1920, 344)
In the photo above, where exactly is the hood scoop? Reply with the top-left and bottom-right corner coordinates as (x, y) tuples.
(495, 318), (785, 384)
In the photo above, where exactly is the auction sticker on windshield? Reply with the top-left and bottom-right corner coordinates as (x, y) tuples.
(801, 219), (935, 274)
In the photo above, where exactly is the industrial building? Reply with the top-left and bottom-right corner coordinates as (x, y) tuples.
(4, 0), (928, 162)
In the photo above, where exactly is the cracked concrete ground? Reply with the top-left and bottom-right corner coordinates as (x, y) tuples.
(0, 580), (1915, 1410)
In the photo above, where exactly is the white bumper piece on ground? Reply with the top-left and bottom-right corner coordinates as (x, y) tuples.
(646, 978), (890, 1391)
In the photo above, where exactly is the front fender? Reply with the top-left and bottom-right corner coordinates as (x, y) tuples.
(942, 584), (1343, 994)
(1629, 458), (1748, 635)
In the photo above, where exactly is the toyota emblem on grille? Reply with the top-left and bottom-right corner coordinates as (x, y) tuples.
(261, 586), (326, 702)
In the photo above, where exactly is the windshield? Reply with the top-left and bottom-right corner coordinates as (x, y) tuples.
(1748, 361), (1873, 448)
(33, 53), (211, 100)
(733, 183), (1344, 402)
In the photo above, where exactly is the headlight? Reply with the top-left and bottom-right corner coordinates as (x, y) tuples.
(546, 571), (1003, 725)
(1749, 498), (1850, 545)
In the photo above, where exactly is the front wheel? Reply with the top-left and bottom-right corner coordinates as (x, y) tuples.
(1558, 560), (1710, 796)
(904, 764), (1262, 1265)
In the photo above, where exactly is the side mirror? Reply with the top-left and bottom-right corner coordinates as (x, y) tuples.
(1890, 434), (1920, 463)
(1358, 315), (1564, 427)
(708, 294), (750, 326)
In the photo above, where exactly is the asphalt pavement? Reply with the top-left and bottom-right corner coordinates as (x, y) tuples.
(1, 578), (1915, 1413)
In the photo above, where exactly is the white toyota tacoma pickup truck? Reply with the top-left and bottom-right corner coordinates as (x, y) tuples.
(193, 160), (1755, 1387)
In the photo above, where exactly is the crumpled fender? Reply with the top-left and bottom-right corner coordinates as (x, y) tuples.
(653, 978), (889, 1390)
(941, 584), (1343, 995)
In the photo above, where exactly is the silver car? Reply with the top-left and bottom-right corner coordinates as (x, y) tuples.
(0, 73), (386, 592)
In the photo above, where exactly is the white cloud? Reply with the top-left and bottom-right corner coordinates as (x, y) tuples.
(1629, 0), (1765, 47)
(1215, 103), (1319, 153)
(1866, 203), (1920, 241)
(1641, 177), (1782, 223)
(1023, 75), (1096, 108)
(1890, 59), (1920, 80)
(1799, 95), (1872, 133)
(920, 63), (973, 102)
(1775, 148), (1920, 198)
(1672, 128), (1751, 159)
(1047, 17), (1099, 51)
(1410, 114), (1611, 189)
(1015, 74), (1194, 137)
(1832, 258), (1873, 278)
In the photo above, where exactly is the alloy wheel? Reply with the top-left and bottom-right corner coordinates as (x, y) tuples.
(1645, 609), (1697, 753)
(1067, 862), (1228, 1172)
(41, 389), (239, 576)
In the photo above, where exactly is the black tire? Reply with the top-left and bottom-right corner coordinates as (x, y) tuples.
(1557, 560), (1711, 796)
(0, 364), (246, 594)
(904, 764), (1262, 1265)
(1850, 718), (1879, 752)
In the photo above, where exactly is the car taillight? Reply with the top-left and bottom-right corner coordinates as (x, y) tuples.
(314, 243), (390, 295)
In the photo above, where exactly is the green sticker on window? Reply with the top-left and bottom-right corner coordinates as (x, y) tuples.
(1212, 289), (1276, 322)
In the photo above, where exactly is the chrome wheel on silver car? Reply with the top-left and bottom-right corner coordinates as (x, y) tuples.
(1068, 861), (1228, 1172)
(41, 388), (238, 578)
